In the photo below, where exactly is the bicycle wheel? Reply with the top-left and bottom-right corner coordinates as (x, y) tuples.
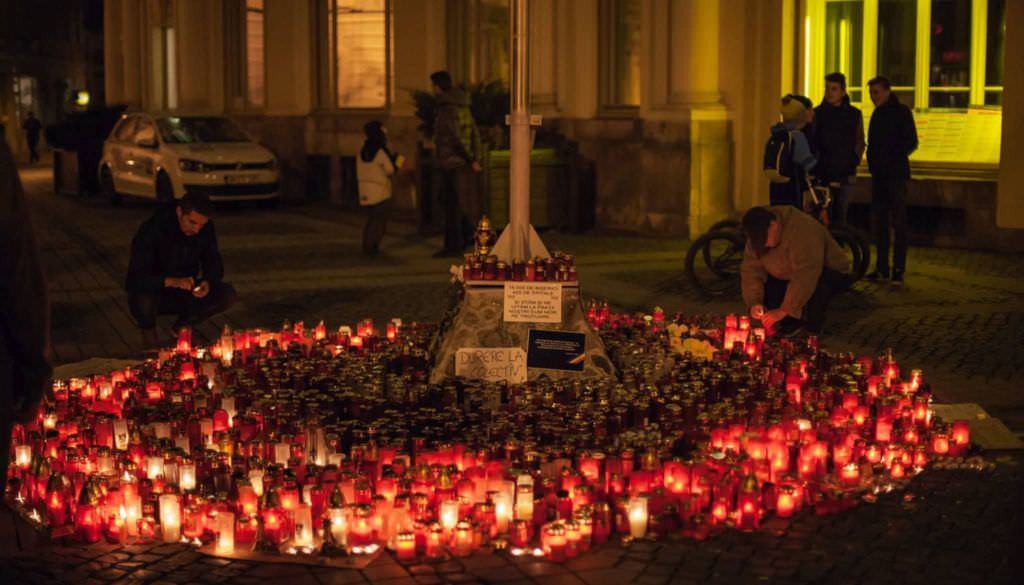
(829, 227), (866, 281)
(707, 219), (741, 233)
(685, 230), (746, 297)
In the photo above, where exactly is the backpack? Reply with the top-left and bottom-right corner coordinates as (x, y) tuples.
(763, 128), (795, 184)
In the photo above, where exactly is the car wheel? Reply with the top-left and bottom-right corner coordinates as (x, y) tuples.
(155, 172), (175, 207)
(101, 167), (122, 205)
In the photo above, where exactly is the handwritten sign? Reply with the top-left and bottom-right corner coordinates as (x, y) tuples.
(503, 282), (562, 323)
(455, 348), (527, 383)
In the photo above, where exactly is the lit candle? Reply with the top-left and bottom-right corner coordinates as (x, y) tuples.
(180, 464), (196, 492)
(293, 504), (314, 548)
(158, 494), (181, 543)
(275, 442), (292, 465)
(440, 499), (459, 533)
(238, 484), (258, 516)
(839, 462), (860, 487)
(454, 521), (473, 557)
(776, 486), (796, 518)
(545, 523), (567, 562)
(493, 491), (512, 535)
(395, 531), (416, 561)
(627, 496), (648, 539)
(515, 484), (534, 521)
(216, 511), (235, 554)
(15, 445), (31, 469)
(248, 469), (265, 497)
(147, 456), (165, 480)
(951, 420), (970, 453)
(328, 507), (347, 546)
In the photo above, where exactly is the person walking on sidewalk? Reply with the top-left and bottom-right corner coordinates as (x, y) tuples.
(22, 112), (42, 164)
(430, 70), (482, 258)
(0, 126), (51, 501)
(866, 76), (918, 287)
(357, 121), (404, 256)
(125, 192), (237, 348)
(765, 95), (818, 208)
(740, 206), (852, 337)
(811, 72), (865, 226)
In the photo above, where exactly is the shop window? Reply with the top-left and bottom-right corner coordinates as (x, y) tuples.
(246, 0), (266, 109)
(825, 1), (864, 103)
(877, 0), (917, 106)
(330, 0), (389, 109)
(600, 0), (642, 110)
(929, 0), (971, 108)
(985, 0), (1005, 106)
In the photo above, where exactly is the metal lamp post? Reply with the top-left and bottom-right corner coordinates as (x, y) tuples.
(492, 0), (550, 262)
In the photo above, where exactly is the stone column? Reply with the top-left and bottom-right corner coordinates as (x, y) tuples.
(997, 0), (1024, 230)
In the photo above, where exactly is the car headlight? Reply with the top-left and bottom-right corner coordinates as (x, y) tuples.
(179, 159), (207, 173)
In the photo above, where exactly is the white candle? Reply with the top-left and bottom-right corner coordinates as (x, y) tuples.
(113, 419), (129, 450)
(174, 435), (190, 452)
(200, 418), (214, 446)
(158, 494), (181, 543)
(293, 504), (314, 548)
(328, 507), (347, 546)
(275, 442), (291, 465)
(15, 445), (32, 469)
(493, 491), (512, 534)
(248, 469), (265, 497)
(97, 452), (114, 475)
(515, 484), (534, 521)
(628, 496), (648, 539)
(440, 500), (459, 532)
(147, 456), (165, 480)
(152, 422), (171, 439)
(216, 511), (235, 554)
(180, 464), (196, 491)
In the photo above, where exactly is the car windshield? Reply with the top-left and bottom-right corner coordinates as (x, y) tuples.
(157, 116), (250, 143)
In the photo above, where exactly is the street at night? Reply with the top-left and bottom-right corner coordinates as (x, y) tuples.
(3, 0), (1024, 584)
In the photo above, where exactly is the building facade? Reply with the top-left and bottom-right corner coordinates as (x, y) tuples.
(103, 0), (1023, 248)
(1, 0), (105, 161)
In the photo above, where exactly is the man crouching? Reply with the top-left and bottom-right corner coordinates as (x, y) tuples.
(740, 206), (852, 336)
(126, 192), (236, 348)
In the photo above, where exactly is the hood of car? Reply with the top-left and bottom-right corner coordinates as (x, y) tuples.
(166, 142), (275, 164)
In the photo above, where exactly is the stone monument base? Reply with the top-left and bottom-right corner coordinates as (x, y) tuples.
(429, 283), (615, 384)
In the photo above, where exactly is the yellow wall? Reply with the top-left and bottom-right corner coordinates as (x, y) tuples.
(997, 0), (1024, 229)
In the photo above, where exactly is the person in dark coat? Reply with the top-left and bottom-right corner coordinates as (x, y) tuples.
(22, 112), (42, 164)
(0, 126), (52, 499)
(125, 192), (237, 347)
(866, 76), (918, 286)
(811, 72), (865, 226)
(430, 70), (482, 258)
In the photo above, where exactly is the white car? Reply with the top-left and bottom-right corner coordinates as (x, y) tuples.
(99, 113), (280, 204)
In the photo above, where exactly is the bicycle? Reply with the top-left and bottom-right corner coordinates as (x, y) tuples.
(684, 181), (870, 297)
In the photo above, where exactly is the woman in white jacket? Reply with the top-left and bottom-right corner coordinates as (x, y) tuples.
(357, 121), (401, 256)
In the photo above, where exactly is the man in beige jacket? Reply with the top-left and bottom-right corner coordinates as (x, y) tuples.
(740, 206), (851, 336)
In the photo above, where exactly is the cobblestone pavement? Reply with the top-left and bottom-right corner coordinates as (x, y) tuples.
(4, 168), (1023, 583)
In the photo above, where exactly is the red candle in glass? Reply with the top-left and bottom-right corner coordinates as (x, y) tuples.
(776, 486), (796, 518)
(76, 503), (102, 543)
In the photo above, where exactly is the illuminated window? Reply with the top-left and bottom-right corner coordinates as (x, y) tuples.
(929, 0), (971, 108)
(600, 0), (642, 109)
(985, 0), (1006, 106)
(824, 1), (864, 103)
(330, 0), (388, 109)
(246, 0), (266, 109)
(877, 0), (917, 106)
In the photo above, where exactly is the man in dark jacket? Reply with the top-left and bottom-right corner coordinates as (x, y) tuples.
(22, 112), (42, 164)
(0, 128), (51, 499)
(430, 70), (482, 258)
(811, 72), (865, 226)
(866, 76), (918, 286)
(126, 192), (236, 347)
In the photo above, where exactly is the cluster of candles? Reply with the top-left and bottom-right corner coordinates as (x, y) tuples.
(463, 251), (577, 283)
(6, 310), (970, 563)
